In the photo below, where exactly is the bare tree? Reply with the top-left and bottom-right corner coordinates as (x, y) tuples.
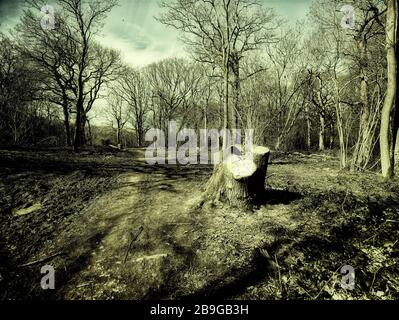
(147, 58), (201, 135)
(16, 0), (120, 149)
(106, 91), (130, 148)
(308, 0), (385, 169)
(56, 0), (119, 150)
(266, 27), (307, 150)
(16, 1), (77, 146)
(113, 66), (150, 147)
(0, 34), (41, 144)
(159, 0), (278, 149)
(77, 43), (121, 145)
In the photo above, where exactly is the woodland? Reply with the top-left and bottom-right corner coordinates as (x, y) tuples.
(0, 0), (398, 300)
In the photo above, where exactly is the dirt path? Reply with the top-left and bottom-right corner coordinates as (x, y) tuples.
(34, 159), (298, 300)
(38, 163), (205, 299)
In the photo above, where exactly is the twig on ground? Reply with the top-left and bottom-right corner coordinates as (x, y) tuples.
(77, 282), (93, 289)
(18, 252), (64, 268)
(369, 267), (382, 293)
(124, 226), (144, 263)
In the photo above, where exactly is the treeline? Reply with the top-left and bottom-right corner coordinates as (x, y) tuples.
(1, 0), (120, 149)
(0, 0), (397, 178)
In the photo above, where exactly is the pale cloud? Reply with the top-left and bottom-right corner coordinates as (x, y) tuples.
(95, 0), (186, 67)
(261, 0), (313, 23)
(0, 0), (23, 32)
(1, 0), (313, 66)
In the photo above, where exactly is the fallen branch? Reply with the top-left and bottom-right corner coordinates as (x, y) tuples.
(18, 252), (64, 268)
(292, 152), (335, 160)
(134, 254), (168, 263)
(124, 226), (144, 263)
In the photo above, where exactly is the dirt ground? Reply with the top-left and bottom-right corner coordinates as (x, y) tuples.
(0, 148), (398, 300)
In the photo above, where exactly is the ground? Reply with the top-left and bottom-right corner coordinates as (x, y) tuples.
(0, 148), (398, 300)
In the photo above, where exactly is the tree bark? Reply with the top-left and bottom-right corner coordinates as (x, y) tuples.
(393, 7), (399, 176)
(335, 100), (347, 169)
(62, 97), (71, 147)
(222, 56), (230, 150)
(380, 0), (397, 179)
(74, 104), (86, 151)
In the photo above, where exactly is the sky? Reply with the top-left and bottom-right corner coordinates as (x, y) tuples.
(0, 0), (314, 67)
(0, 0), (314, 125)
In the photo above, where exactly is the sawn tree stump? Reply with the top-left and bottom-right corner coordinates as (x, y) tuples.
(203, 145), (270, 209)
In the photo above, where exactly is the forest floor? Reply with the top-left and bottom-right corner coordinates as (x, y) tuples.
(0, 147), (398, 300)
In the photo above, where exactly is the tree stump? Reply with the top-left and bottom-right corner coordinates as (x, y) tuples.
(248, 146), (270, 197)
(203, 145), (270, 209)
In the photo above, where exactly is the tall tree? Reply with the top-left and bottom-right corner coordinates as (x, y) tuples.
(159, 0), (277, 149)
(57, 0), (119, 150)
(106, 90), (129, 148)
(16, 1), (77, 146)
(113, 66), (151, 147)
(380, 0), (397, 179)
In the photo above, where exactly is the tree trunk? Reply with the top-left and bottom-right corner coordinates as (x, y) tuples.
(202, 146), (270, 209)
(352, 36), (373, 171)
(138, 123), (144, 147)
(394, 93), (399, 174)
(62, 97), (71, 147)
(394, 127), (399, 175)
(305, 104), (311, 150)
(74, 103), (82, 151)
(380, 0), (397, 179)
(319, 114), (325, 151)
(393, 9), (399, 176)
(116, 119), (121, 149)
(232, 58), (240, 145)
(275, 135), (281, 151)
(329, 123), (335, 149)
(336, 101), (347, 169)
(86, 118), (93, 146)
(223, 62), (230, 150)
(74, 104), (86, 151)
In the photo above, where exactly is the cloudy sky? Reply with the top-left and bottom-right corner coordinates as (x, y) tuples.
(0, 0), (313, 67)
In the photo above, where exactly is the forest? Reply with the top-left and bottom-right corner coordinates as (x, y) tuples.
(0, 0), (398, 300)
